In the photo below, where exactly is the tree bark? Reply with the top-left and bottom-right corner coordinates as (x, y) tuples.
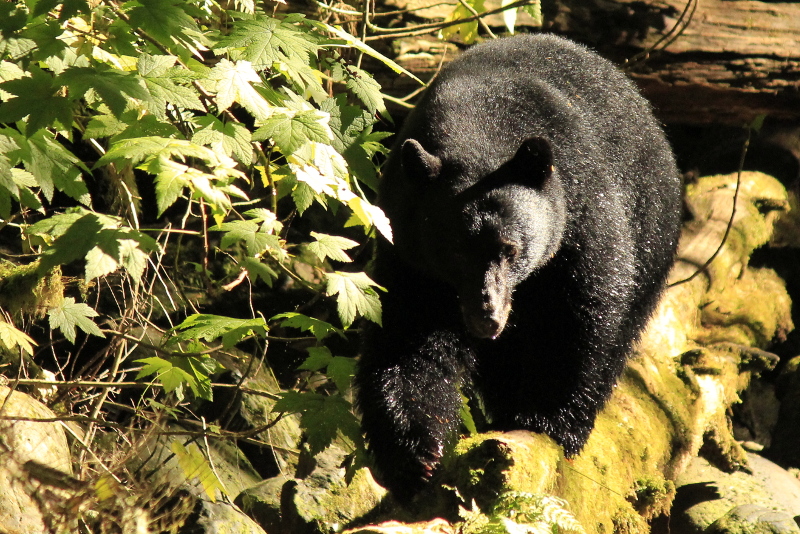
(376, 0), (800, 125)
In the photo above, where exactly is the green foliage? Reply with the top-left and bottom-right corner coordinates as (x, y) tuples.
(0, 0), (554, 528)
(325, 271), (384, 328)
(273, 389), (362, 455)
(167, 314), (268, 350)
(135, 353), (224, 401)
(459, 492), (585, 534)
(0, 0), (400, 480)
(170, 440), (227, 501)
(47, 297), (104, 344)
(442, 0), (486, 44)
(299, 346), (356, 393)
(27, 208), (158, 282)
(271, 312), (342, 342)
(0, 320), (37, 355)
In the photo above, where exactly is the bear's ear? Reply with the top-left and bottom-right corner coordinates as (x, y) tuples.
(511, 137), (554, 185)
(401, 139), (441, 181)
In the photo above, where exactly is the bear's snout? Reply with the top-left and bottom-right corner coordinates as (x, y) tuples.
(463, 311), (506, 339)
(460, 281), (512, 339)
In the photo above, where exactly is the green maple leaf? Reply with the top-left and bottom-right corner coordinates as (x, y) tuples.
(240, 257), (277, 287)
(271, 312), (340, 341)
(213, 219), (280, 257)
(48, 297), (104, 344)
(215, 15), (324, 97)
(192, 116), (253, 164)
(0, 3), (28, 36)
(84, 234), (121, 281)
(125, 0), (201, 49)
(320, 95), (386, 191)
(83, 228), (156, 283)
(307, 232), (358, 263)
(0, 321), (37, 356)
(242, 208), (283, 233)
(343, 65), (386, 116)
(151, 157), (190, 216)
(252, 110), (332, 155)
(325, 271), (383, 328)
(97, 137), (213, 167)
(29, 210), (157, 280)
(0, 67), (72, 134)
(84, 114), (128, 139)
(35, 213), (104, 274)
(24, 130), (90, 204)
(320, 94), (372, 154)
(0, 166), (42, 219)
(215, 17), (320, 69)
(118, 238), (151, 283)
(298, 346), (332, 372)
(139, 55), (203, 115)
(169, 314), (268, 349)
(291, 180), (315, 215)
(327, 356), (356, 393)
(59, 66), (151, 117)
(207, 59), (273, 121)
(136, 356), (194, 400)
(137, 54), (178, 78)
(273, 391), (360, 455)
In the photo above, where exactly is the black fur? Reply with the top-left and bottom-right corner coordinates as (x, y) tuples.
(355, 34), (682, 501)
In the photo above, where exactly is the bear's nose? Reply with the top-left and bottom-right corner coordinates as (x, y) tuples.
(463, 313), (505, 339)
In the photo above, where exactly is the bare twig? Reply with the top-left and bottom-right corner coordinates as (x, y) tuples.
(669, 126), (752, 287)
(457, 0), (496, 39)
(364, 0), (533, 39)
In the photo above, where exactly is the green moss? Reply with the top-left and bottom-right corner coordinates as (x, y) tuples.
(631, 477), (675, 517)
(0, 260), (63, 320)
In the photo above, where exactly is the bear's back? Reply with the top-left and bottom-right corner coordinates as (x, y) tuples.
(406, 34), (668, 189)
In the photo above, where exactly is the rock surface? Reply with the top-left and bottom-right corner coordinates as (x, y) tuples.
(671, 453), (800, 533)
(0, 386), (73, 534)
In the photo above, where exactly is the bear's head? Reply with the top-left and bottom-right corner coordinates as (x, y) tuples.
(400, 137), (567, 339)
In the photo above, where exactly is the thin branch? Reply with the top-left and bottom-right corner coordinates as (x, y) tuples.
(669, 126), (752, 287)
(364, 0), (533, 40)
(457, 0), (497, 39)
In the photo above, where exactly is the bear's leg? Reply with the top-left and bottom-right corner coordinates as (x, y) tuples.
(356, 263), (474, 501)
(478, 246), (638, 456)
(357, 329), (472, 501)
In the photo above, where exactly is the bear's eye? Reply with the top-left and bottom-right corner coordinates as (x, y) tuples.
(502, 242), (520, 261)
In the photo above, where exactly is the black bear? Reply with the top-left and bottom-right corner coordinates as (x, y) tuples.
(355, 33), (682, 501)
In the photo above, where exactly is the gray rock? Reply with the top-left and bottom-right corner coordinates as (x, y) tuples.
(236, 443), (386, 534)
(708, 504), (799, 534)
(0, 386), (73, 534)
(671, 452), (800, 533)
(183, 499), (270, 534)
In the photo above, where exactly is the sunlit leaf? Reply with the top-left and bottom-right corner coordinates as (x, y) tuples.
(169, 314), (268, 349)
(207, 59), (273, 121)
(307, 232), (358, 263)
(253, 109), (332, 155)
(0, 321), (37, 355)
(325, 271), (383, 327)
(271, 312), (341, 341)
(171, 441), (226, 501)
(48, 297), (104, 344)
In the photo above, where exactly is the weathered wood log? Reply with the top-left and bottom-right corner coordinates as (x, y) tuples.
(373, 0), (800, 126)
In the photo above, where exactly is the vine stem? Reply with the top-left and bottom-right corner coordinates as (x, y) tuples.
(669, 126), (753, 287)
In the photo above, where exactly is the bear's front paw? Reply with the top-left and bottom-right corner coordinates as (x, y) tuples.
(368, 437), (445, 504)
